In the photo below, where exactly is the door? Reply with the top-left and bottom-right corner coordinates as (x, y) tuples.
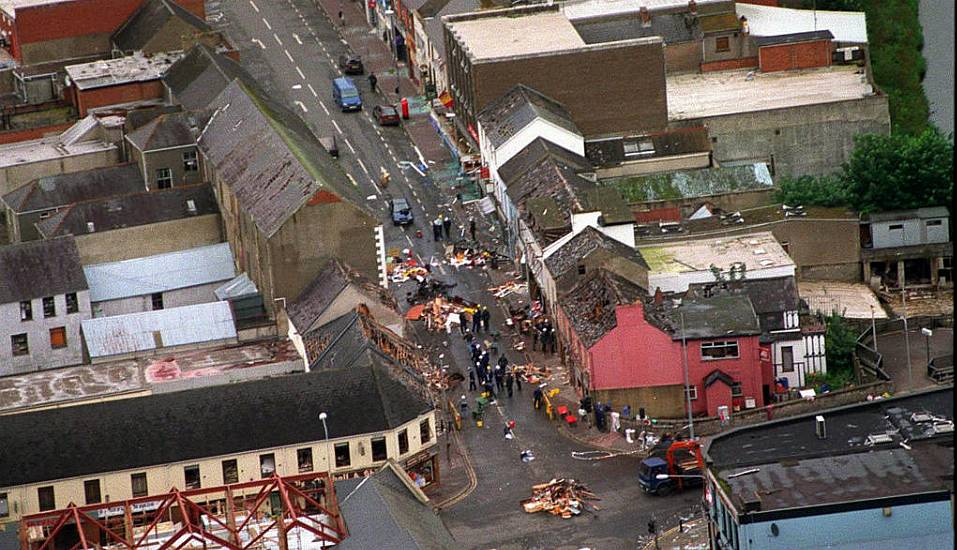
(781, 346), (794, 374)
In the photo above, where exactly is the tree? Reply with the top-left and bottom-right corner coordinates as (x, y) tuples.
(825, 314), (858, 373)
(774, 175), (847, 207)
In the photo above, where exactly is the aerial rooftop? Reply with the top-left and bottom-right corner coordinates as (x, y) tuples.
(667, 65), (874, 121)
(639, 231), (794, 273)
(65, 52), (182, 91)
(446, 11), (585, 60)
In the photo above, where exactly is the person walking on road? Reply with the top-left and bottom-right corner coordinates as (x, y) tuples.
(432, 216), (443, 241)
(460, 310), (471, 336)
(368, 72), (377, 93)
(505, 371), (514, 398)
(468, 368), (477, 391)
(514, 367), (522, 392)
(472, 309), (482, 334)
(494, 364), (504, 391)
(469, 217), (477, 241)
(442, 215), (452, 239)
(533, 386), (544, 410)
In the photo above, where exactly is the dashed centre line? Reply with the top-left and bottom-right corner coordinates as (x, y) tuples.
(249, 0), (259, 11)
(296, 66), (305, 79)
(284, 49), (295, 62)
(273, 33), (282, 46)
(356, 158), (370, 175)
(262, 17), (271, 29)
(318, 101), (330, 115)
(331, 120), (343, 134)
(344, 138), (357, 154)
(308, 84), (317, 97)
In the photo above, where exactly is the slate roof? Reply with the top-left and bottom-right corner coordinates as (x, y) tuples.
(664, 295), (761, 340)
(581, 187), (632, 225)
(571, 12), (699, 45)
(164, 44), (253, 110)
(560, 268), (645, 349)
(287, 259), (396, 332)
(0, 359), (433, 487)
(199, 79), (369, 238)
(477, 85), (580, 150)
(336, 464), (456, 549)
(584, 126), (711, 167)
(83, 243), (235, 302)
(125, 104), (183, 131)
(545, 225), (647, 278)
(421, 0), (481, 62)
(125, 111), (197, 151)
(684, 276), (799, 332)
(112, 0), (211, 53)
(498, 138), (590, 184)
(35, 184), (218, 238)
(753, 29), (833, 47)
(0, 237), (88, 304)
(1, 164), (144, 213)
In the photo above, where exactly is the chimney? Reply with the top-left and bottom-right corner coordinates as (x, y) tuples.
(815, 415), (827, 439)
(740, 15), (749, 34)
(639, 6), (651, 26)
(687, 0), (696, 15)
(86, 221), (95, 233)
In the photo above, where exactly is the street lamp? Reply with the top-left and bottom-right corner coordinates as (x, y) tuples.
(921, 328), (933, 365)
(679, 312), (695, 439)
(318, 412), (329, 440)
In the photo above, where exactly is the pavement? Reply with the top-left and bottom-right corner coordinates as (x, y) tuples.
(642, 515), (710, 550)
(877, 326), (953, 392)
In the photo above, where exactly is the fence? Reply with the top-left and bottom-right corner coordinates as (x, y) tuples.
(853, 314), (953, 381)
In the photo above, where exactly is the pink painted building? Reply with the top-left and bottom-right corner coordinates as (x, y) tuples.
(556, 269), (770, 418)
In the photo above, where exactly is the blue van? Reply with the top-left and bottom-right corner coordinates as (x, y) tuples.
(332, 77), (362, 111)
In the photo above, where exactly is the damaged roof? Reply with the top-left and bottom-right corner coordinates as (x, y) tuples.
(663, 295), (761, 340)
(287, 259), (396, 332)
(545, 225), (647, 278)
(477, 85), (581, 149)
(497, 137), (590, 184)
(560, 268), (645, 349)
(0, 236), (88, 304)
(112, 0), (211, 53)
(685, 276), (799, 332)
(125, 111), (197, 151)
(199, 79), (368, 238)
(2, 164), (144, 213)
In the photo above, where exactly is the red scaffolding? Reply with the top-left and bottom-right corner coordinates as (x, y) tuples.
(19, 473), (346, 550)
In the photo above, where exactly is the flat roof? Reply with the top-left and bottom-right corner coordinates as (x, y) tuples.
(446, 11), (585, 60)
(562, 0), (726, 21)
(639, 231), (794, 273)
(737, 3), (868, 44)
(0, 136), (115, 168)
(65, 52), (182, 91)
(667, 65), (874, 121)
(798, 280), (888, 319)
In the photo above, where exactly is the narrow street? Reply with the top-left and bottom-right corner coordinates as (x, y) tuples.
(214, 1), (700, 547)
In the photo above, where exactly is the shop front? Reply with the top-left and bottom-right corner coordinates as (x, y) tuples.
(403, 448), (439, 489)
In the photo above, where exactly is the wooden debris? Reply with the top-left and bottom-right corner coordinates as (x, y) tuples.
(513, 363), (551, 383)
(520, 479), (600, 519)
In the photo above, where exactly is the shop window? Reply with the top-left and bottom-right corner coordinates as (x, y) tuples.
(131, 473), (148, 497)
(398, 429), (409, 455)
(38, 487), (55, 511)
(19, 300), (31, 321)
(84, 480), (101, 504)
(685, 385), (698, 401)
(49, 327), (67, 349)
(701, 341), (739, 360)
(151, 293), (164, 310)
(156, 168), (173, 189)
(926, 219), (943, 226)
(888, 224), (904, 231)
(0, 493), (8, 518)
(184, 465), (201, 489)
(222, 459), (239, 484)
(371, 437), (388, 462)
(42, 296), (55, 318)
(715, 36), (730, 52)
(183, 150), (199, 172)
(259, 453), (276, 478)
(11, 333), (28, 356)
(731, 382), (743, 397)
(66, 293), (79, 314)
(334, 443), (351, 468)
(297, 448), (313, 472)
(419, 419), (431, 444)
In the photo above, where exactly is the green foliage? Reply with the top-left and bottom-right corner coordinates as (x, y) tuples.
(775, 129), (953, 213)
(824, 314), (858, 373)
(804, 369), (856, 392)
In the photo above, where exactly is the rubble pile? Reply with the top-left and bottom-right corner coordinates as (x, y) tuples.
(421, 296), (479, 332)
(387, 253), (429, 283)
(489, 280), (528, 299)
(513, 364), (551, 384)
(521, 479), (600, 519)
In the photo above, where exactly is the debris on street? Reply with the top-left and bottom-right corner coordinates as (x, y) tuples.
(489, 280), (527, 299)
(521, 479), (600, 518)
(513, 363), (551, 384)
(387, 252), (430, 283)
(420, 295), (479, 332)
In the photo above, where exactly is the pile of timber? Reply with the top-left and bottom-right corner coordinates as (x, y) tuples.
(521, 478), (600, 519)
(513, 364), (551, 384)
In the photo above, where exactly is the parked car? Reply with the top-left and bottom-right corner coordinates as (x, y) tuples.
(332, 77), (362, 111)
(338, 55), (364, 75)
(390, 197), (414, 225)
(373, 104), (400, 126)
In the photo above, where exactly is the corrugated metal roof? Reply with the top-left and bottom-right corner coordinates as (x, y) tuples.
(83, 243), (235, 302)
(81, 301), (236, 358)
(214, 272), (258, 300)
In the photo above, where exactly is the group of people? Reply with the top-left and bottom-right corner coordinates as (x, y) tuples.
(432, 214), (454, 240)
(459, 306), (491, 335)
(467, 341), (522, 400)
(531, 317), (556, 355)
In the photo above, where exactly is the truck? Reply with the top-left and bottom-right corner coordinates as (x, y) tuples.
(638, 439), (704, 496)
(332, 77), (362, 111)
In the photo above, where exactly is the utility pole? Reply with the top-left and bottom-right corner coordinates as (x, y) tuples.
(902, 269), (913, 389)
(680, 312), (695, 440)
(869, 305), (878, 353)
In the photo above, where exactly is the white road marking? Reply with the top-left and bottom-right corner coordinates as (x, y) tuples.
(249, 0), (259, 11)
(294, 101), (308, 112)
(357, 158), (370, 175)
(346, 173), (360, 187)
(262, 17), (271, 29)
(406, 235), (414, 247)
(331, 119), (343, 134)
(308, 84), (317, 97)
(292, 84), (302, 89)
(251, 38), (265, 49)
(318, 101), (330, 115)
(273, 34), (282, 46)
(296, 66), (305, 79)
(340, 39), (348, 45)
(293, 33), (303, 45)
(284, 49), (295, 62)
(344, 138), (357, 154)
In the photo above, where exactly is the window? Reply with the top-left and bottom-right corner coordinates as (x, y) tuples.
(731, 382), (743, 397)
(49, 327), (67, 349)
(0, 493), (8, 518)
(259, 453), (276, 478)
(66, 293), (79, 314)
(371, 437), (388, 462)
(715, 36), (730, 52)
(183, 150), (199, 172)
(334, 443), (351, 468)
(926, 219), (943, 226)
(184, 465), (201, 489)
(420, 419), (432, 444)
(888, 224), (904, 230)
(131, 473), (148, 497)
(19, 300), (31, 321)
(11, 333), (28, 356)
(684, 385), (698, 401)
(297, 448), (313, 473)
(781, 346), (795, 373)
(42, 296), (55, 318)
(84, 480), (101, 504)
(156, 168), (173, 189)
(38, 487), (55, 511)
(398, 429), (409, 455)
(623, 138), (655, 157)
(151, 292), (164, 310)
(701, 341), (739, 360)
(222, 460), (239, 484)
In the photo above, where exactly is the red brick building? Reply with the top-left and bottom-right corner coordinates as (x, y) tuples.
(64, 52), (178, 116)
(555, 269), (770, 418)
(756, 30), (833, 72)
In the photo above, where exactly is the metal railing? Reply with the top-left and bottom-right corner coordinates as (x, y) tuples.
(855, 325), (889, 381)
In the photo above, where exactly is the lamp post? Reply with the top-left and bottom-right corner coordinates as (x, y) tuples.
(869, 305), (878, 353)
(318, 412), (329, 440)
(921, 328), (933, 366)
(680, 312), (695, 440)
(901, 267), (913, 388)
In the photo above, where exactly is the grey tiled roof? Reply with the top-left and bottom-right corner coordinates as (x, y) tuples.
(545, 225), (647, 278)
(126, 112), (197, 151)
(497, 137), (590, 184)
(164, 44), (253, 111)
(560, 268), (646, 349)
(665, 295), (761, 340)
(477, 85), (580, 149)
(287, 259), (396, 332)
(2, 164), (144, 213)
(685, 276), (799, 332)
(572, 12), (699, 45)
(0, 236), (88, 304)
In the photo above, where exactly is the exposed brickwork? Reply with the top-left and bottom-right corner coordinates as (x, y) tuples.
(0, 122), (73, 145)
(759, 40), (831, 72)
(75, 80), (165, 117)
(700, 56), (758, 72)
(15, 0), (141, 44)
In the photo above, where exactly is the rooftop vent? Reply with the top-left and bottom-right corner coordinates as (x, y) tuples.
(815, 415), (826, 440)
(86, 221), (95, 233)
(186, 199), (197, 214)
(865, 433), (895, 446)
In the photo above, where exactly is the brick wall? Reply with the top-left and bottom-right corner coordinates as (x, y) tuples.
(664, 41), (701, 74)
(16, 0), (141, 44)
(700, 56), (758, 72)
(0, 122), (73, 145)
(759, 40), (832, 72)
(75, 80), (165, 117)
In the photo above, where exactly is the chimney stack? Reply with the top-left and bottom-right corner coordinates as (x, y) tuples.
(639, 6), (651, 26)
(688, 0), (697, 15)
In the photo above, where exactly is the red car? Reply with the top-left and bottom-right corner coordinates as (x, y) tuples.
(373, 104), (400, 126)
